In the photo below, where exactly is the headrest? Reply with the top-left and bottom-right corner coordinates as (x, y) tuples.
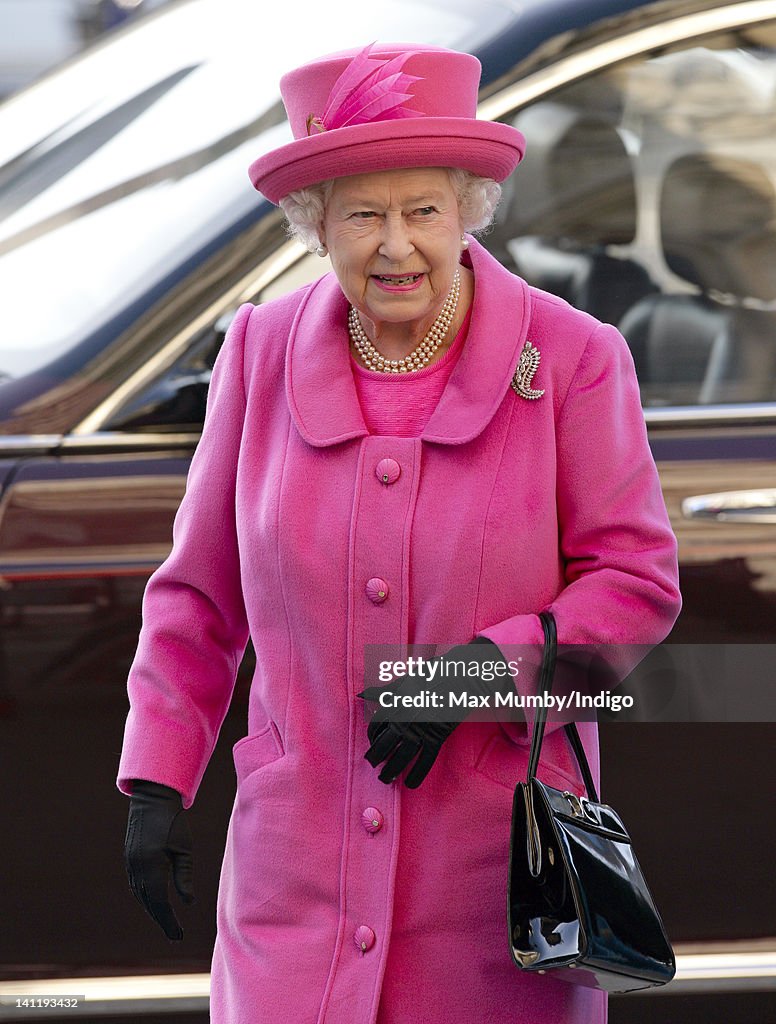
(660, 154), (776, 301)
(504, 102), (637, 246)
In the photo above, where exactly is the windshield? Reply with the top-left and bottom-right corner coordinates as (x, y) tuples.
(0, 0), (517, 398)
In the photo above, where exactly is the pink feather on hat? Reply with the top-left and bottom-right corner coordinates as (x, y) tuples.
(318, 43), (422, 130)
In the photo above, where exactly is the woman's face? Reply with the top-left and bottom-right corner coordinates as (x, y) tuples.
(320, 167), (464, 337)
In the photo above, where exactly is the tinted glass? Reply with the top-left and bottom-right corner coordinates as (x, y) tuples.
(491, 21), (776, 407)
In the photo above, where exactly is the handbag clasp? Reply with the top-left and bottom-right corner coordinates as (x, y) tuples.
(563, 791), (592, 819)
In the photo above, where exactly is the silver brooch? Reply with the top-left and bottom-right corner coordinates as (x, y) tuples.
(511, 341), (545, 400)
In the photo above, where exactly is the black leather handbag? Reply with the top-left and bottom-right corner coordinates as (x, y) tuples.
(508, 611), (676, 992)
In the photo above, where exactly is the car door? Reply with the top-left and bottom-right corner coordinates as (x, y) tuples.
(0, 431), (209, 974)
(476, 0), (776, 966)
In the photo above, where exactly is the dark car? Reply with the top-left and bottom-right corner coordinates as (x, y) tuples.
(1, 0), (775, 1020)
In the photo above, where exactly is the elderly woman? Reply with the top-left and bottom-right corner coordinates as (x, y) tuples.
(118, 43), (681, 1024)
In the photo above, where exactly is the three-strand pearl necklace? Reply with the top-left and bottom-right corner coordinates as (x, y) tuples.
(348, 269), (461, 373)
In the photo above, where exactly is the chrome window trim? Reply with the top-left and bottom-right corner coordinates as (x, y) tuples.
(58, 432), (202, 451)
(0, 435), (62, 455)
(478, 1), (776, 119)
(644, 404), (776, 427)
(0, 433), (200, 457)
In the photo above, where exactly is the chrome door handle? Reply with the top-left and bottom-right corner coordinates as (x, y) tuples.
(682, 489), (776, 524)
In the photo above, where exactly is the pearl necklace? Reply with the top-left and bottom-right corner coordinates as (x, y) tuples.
(348, 270), (461, 373)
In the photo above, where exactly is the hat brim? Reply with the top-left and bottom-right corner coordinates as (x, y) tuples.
(249, 117), (525, 204)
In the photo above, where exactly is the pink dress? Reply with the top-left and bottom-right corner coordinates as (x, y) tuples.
(351, 307), (471, 437)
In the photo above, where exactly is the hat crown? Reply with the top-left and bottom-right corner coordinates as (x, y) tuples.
(281, 43), (482, 141)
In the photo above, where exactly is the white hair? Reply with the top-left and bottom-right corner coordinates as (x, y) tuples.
(279, 169), (502, 252)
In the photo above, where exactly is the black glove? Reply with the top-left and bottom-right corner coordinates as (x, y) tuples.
(358, 637), (513, 788)
(124, 779), (194, 941)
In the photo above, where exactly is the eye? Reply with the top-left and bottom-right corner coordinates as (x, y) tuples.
(414, 206), (436, 216)
(351, 210), (377, 220)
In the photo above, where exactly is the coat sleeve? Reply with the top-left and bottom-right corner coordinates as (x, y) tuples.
(116, 303), (254, 808)
(479, 320), (682, 726)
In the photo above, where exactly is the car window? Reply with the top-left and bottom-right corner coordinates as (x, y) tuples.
(104, 316), (224, 432)
(104, 247), (332, 433)
(489, 20), (776, 408)
(0, 0), (516, 409)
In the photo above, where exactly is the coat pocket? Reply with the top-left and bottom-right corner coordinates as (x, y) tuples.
(232, 720), (285, 785)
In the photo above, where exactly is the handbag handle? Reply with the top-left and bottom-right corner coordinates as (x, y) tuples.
(526, 611), (600, 804)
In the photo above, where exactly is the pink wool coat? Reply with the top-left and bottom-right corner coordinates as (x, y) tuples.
(117, 239), (681, 1024)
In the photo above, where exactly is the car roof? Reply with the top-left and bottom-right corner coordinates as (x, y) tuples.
(479, 0), (664, 81)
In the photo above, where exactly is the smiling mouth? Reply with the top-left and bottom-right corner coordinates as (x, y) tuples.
(374, 273), (423, 285)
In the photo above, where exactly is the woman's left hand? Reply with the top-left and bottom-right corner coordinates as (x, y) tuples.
(362, 718), (459, 788)
(358, 638), (510, 787)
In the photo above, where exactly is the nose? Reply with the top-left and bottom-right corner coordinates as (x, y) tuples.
(378, 214), (415, 262)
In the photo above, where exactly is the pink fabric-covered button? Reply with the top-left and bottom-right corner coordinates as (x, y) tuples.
(376, 458), (401, 485)
(366, 578), (389, 604)
(354, 925), (376, 954)
(362, 807), (384, 833)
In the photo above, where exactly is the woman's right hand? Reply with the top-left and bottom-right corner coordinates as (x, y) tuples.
(124, 779), (194, 941)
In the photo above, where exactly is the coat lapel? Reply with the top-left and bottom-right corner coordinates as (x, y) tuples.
(423, 240), (532, 444)
(285, 273), (368, 447)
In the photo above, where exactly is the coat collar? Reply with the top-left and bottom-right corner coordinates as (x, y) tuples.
(285, 238), (532, 447)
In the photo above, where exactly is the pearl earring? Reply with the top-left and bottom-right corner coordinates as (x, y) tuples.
(460, 235), (469, 249)
(316, 243), (328, 257)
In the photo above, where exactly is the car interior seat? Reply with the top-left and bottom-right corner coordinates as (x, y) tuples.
(619, 153), (776, 405)
(490, 101), (657, 325)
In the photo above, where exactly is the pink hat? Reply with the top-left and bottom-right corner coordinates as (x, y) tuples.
(249, 42), (526, 204)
